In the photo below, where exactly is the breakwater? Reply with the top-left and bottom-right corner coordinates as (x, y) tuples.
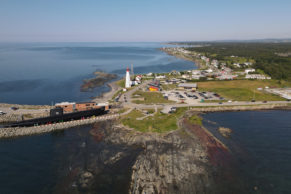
(0, 114), (119, 139)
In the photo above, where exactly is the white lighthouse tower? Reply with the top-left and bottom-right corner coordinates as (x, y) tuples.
(125, 67), (131, 88)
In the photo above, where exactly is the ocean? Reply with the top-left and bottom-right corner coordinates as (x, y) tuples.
(0, 42), (195, 105)
(1, 111), (291, 193)
(202, 110), (291, 194)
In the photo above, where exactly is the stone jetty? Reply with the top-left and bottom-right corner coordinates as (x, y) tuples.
(0, 114), (119, 139)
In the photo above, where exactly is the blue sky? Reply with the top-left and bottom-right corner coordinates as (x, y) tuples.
(0, 0), (291, 42)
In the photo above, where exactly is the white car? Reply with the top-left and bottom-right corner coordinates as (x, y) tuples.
(0, 111), (6, 115)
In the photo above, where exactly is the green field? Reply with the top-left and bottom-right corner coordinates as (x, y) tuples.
(121, 108), (187, 133)
(198, 80), (291, 101)
(132, 91), (174, 104)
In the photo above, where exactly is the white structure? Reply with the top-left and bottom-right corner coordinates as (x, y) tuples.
(245, 68), (256, 74)
(206, 69), (213, 73)
(192, 70), (201, 75)
(245, 74), (271, 80)
(125, 67), (131, 88)
(155, 75), (166, 79)
(55, 102), (76, 106)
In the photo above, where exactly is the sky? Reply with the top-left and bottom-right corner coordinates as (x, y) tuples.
(0, 0), (291, 42)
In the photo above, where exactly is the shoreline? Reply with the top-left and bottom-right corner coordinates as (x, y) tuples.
(91, 79), (122, 103)
(160, 47), (204, 69)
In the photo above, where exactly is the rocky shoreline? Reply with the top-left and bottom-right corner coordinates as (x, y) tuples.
(52, 111), (247, 194)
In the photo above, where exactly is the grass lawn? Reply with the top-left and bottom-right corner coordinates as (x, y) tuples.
(198, 80), (291, 101)
(116, 79), (125, 88)
(121, 108), (187, 133)
(188, 115), (203, 126)
(132, 91), (174, 104)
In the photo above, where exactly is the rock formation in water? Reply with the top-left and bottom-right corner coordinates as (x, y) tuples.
(81, 71), (117, 92)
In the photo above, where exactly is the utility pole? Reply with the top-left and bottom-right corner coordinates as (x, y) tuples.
(131, 64), (134, 78)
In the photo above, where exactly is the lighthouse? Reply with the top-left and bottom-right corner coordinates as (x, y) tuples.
(125, 67), (131, 88)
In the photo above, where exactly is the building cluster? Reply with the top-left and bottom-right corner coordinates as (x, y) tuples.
(233, 62), (253, 68)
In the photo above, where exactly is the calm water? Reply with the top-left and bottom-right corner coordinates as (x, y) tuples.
(0, 42), (195, 104)
(203, 110), (291, 194)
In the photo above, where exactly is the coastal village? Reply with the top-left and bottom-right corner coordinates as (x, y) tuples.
(1, 46), (291, 193)
(1, 46), (291, 133)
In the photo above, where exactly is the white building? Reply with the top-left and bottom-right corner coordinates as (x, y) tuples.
(245, 68), (256, 74)
(206, 69), (213, 73)
(192, 70), (201, 75)
(155, 75), (166, 79)
(233, 63), (241, 68)
(245, 74), (271, 80)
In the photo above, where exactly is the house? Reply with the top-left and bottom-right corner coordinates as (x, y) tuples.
(192, 70), (201, 75)
(155, 75), (166, 79)
(182, 74), (191, 79)
(244, 62), (253, 66)
(148, 84), (160, 91)
(216, 75), (237, 80)
(192, 75), (205, 80)
(205, 69), (213, 73)
(233, 63), (241, 68)
(135, 75), (142, 83)
(178, 83), (197, 91)
(211, 60), (219, 67)
(148, 80), (161, 91)
(169, 70), (181, 75)
(245, 68), (256, 74)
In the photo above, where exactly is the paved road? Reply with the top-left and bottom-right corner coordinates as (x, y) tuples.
(119, 80), (151, 104)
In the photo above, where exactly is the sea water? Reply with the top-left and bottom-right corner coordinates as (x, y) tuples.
(202, 110), (291, 194)
(0, 42), (195, 104)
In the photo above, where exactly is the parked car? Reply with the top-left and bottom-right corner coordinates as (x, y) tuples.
(10, 107), (19, 111)
(0, 111), (6, 115)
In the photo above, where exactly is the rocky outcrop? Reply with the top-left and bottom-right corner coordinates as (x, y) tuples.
(89, 121), (215, 194)
(81, 71), (117, 92)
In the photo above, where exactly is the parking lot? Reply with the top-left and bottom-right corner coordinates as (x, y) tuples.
(162, 90), (223, 104)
